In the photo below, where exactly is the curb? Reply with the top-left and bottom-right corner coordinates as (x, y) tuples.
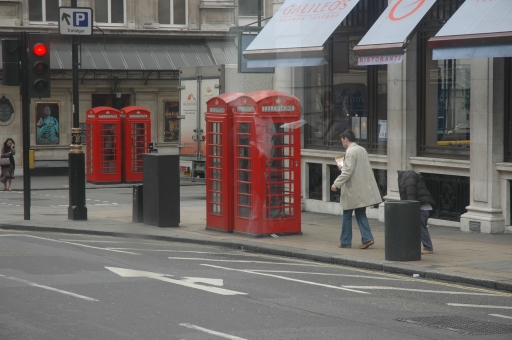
(2, 223), (511, 294)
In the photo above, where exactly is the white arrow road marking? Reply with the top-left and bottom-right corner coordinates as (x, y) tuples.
(447, 303), (512, 309)
(202, 264), (369, 294)
(490, 314), (512, 320)
(182, 277), (224, 286)
(0, 274), (98, 301)
(342, 286), (504, 296)
(253, 270), (401, 281)
(4, 235), (140, 255)
(168, 257), (322, 266)
(179, 323), (247, 340)
(105, 267), (246, 296)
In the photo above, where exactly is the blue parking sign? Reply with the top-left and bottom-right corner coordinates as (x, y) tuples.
(59, 7), (93, 36)
(74, 12), (89, 27)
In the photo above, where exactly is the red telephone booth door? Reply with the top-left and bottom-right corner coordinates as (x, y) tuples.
(120, 106), (151, 182)
(205, 93), (244, 232)
(251, 90), (302, 235)
(233, 91), (302, 236)
(86, 106), (122, 183)
(231, 96), (261, 235)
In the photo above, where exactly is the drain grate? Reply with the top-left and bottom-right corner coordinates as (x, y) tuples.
(397, 316), (512, 336)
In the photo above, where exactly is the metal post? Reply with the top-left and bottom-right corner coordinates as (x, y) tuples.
(258, 0), (262, 27)
(20, 32), (31, 220)
(68, 0), (87, 220)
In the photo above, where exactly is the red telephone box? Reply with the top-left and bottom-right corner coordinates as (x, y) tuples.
(205, 92), (244, 232)
(232, 90), (302, 236)
(86, 106), (122, 183)
(120, 106), (151, 182)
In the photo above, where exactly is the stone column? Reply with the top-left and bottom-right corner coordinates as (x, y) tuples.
(460, 58), (505, 233)
(384, 37), (418, 205)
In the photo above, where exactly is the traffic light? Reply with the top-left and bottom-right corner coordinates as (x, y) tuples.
(28, 34), (51, 98)
(2, 39), (20, 86)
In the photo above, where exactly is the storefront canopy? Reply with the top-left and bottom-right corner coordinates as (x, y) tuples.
(429, 0), (512, 60)
(242, 0), (361, 68)
(354, 0), (437, 66)
(48, 38), (237, 70)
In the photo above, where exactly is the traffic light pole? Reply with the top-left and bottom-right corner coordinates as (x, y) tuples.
(21, 32), (31, 220)
(68, 0), (87, 220)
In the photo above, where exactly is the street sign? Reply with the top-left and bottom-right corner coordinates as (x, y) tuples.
(59, 7), (93, 36)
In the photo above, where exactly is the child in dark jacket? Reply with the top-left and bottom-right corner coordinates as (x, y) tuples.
(397, 170), (435, 254)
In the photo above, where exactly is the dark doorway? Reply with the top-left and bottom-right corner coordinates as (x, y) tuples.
(92, 94), (130, 110)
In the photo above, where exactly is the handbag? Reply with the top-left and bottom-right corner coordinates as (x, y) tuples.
(0, 157), (10, 166)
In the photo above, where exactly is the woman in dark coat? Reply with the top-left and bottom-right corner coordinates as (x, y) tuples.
(1, 138), (16, 191)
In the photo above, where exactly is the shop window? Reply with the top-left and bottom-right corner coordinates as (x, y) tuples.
(505, 58), (512, 162)
(29, 0), (60, 22)
(329, 164), (341, 202)
(422, 173), (469, 222)
(91, 94), (130, 110)
(239, 0), (262, 17)
(158, 0), (187, 26)
(308, 163), (322, 200)
(303, 0), (387, 154)
(418, 0), (468, 158)
(95, 0), (124, 24)
(304, 37), (387, 154)
(419, 34), (470, 156)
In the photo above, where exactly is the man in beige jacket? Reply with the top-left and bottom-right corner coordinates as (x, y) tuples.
(331, 130), (382, 249)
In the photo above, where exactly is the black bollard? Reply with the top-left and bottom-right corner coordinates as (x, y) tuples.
(384, 200), (421, 261)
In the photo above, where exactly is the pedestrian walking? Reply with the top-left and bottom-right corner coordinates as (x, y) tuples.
(397, 170), (436, 254)
(331, 130), (382, 249)
(0, 138), (16, 191)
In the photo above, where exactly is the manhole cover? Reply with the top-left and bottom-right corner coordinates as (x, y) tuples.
(397, 316), (512, 336)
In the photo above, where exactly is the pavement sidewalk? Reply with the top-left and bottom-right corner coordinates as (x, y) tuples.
(1, 176), (512, 293)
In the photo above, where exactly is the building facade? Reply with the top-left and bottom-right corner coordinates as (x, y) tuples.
(0, 0), (246, 172)
(258, 0), (512, 233)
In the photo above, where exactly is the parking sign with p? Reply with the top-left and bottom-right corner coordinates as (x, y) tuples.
(59, 7), (93, 36)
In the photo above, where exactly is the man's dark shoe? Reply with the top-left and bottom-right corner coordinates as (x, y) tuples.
(358, 240), (374, 249)
(338, 244), (350, 248)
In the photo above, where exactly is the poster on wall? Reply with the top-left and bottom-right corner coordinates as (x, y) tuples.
(164, 100), (180, 142)
(180, 79), (198, 155)
(35, 102), (59, 145)
(378, 119), (387, 141)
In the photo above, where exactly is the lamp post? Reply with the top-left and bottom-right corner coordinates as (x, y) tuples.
(68, 0), (87, 220)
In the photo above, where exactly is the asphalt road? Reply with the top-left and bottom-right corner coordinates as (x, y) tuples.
(1, 231), (512, 340)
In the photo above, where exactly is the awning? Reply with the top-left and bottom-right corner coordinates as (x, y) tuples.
(429, 0), (512, 60)
(354, 0), (437, 65)
(242, 0), (361, 68)
(48, 38), (237, 70)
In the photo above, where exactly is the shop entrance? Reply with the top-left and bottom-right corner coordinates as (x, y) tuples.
(92, 94), (130, 110)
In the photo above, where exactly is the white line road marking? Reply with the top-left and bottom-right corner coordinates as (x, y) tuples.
(179, 323), (247, 340)
(106, 267), (246, 296)
(490, 314), (512, 320)
(342, 286), (503, 296)
(5, 235), (141, 255)
(447, 303), (512, 309)
(0, 274), (98, 301)
(202, 264), (370, 294)
(253, 270), (401, 281)
(169, 257), (322, 266)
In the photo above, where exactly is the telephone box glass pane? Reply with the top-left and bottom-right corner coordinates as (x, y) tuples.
(239, 183), (250, 194)
(239, 123), (250, 133)
(101, 123), (117, 174)
(239, 207), (251, 218)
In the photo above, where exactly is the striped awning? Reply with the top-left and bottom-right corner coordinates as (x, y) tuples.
(1, 37), (238, 70)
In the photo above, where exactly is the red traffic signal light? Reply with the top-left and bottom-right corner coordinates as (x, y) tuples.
(28, 34), (51, 98)
(32, 43), (47, 57)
